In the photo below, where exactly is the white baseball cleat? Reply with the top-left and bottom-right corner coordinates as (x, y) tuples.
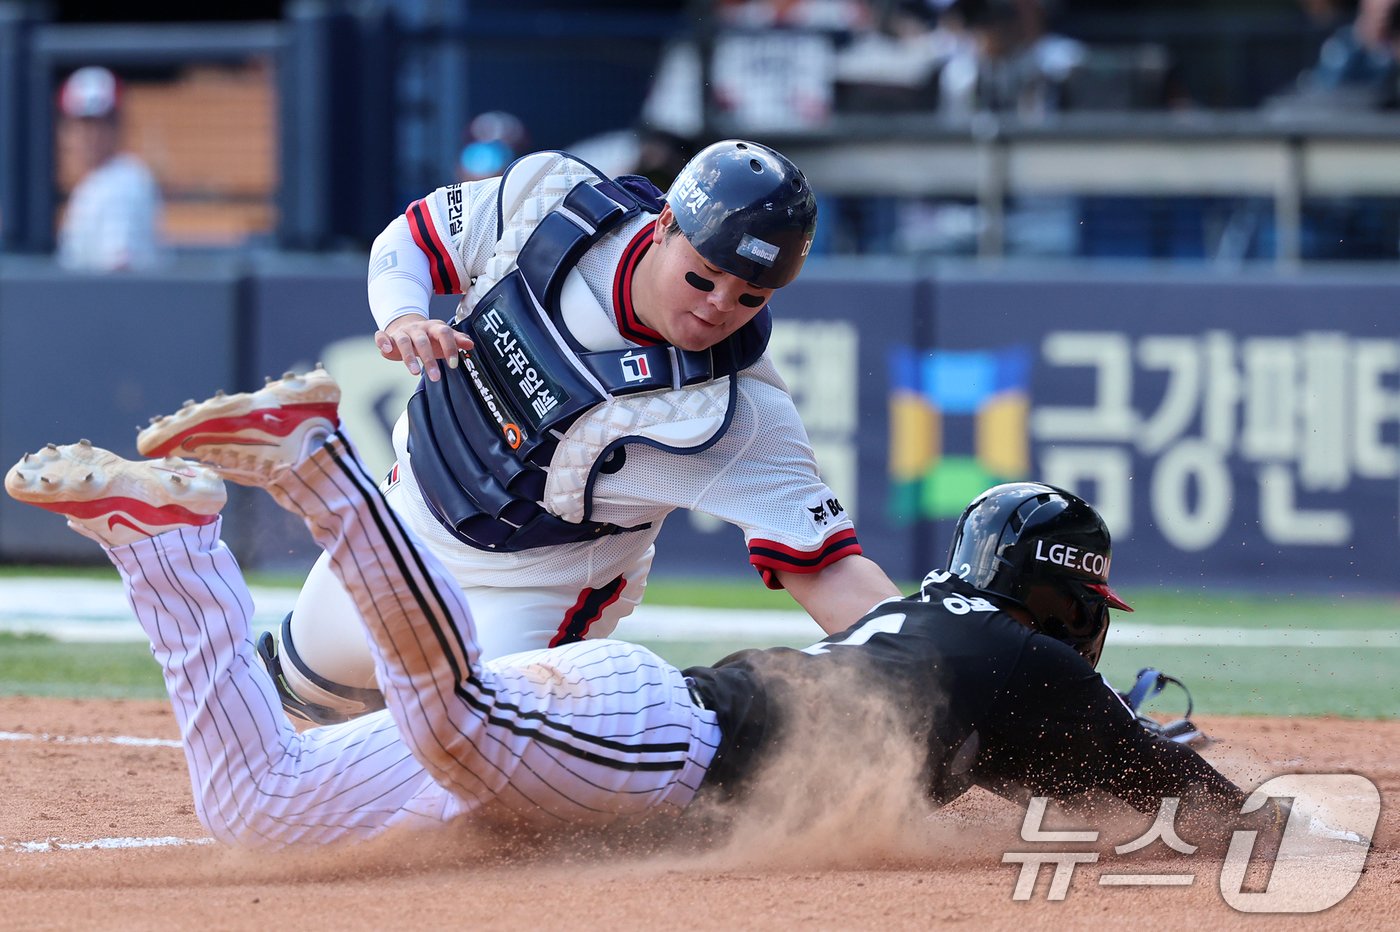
(136, 367), (340, 485)
(4, 441), (226, 547)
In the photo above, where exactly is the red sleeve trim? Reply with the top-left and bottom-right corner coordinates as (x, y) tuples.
(406, 198), (462, 294)
(748, 529), (862, 590)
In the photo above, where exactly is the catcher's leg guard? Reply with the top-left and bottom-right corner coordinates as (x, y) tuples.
(257, 613), (385, 726)
(1120, 668), (1207, 746)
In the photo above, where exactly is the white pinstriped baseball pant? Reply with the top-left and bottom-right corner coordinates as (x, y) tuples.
(107, 432), (720, 848)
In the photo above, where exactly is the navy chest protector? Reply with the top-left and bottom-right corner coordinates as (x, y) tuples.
(407, 175), (772, 552)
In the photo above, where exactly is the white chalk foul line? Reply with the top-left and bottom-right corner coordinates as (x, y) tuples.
(6, 835), (215, 853)
(0, 730), (209, 855)
(0, 730), (181, 748)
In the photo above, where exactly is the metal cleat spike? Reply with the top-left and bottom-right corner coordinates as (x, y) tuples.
(45, 443), (57, 451)
(265, 375), (274, 385)
(215, 390), (226, 398)
(83, 473), (94, 483)
(79, 438), (91, 447)
(149, 416), (161, 424)
(283, 371), (295, 380)
(40, 475), (54, 484)
(22, 453), (30, 462)
(182, 399), (195, 408)
(170, 474), (184, 486)
(315, 361), (324, 370)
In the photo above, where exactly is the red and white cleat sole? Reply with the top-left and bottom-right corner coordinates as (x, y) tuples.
(136, 368), (341, 485)
(4, 441), (225, 547)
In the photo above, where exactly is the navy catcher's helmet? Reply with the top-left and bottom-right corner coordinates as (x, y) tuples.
(946, 482), (1132, 668)
(666, 139), (817, 289)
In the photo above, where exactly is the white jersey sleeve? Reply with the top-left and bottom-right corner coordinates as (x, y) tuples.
(366, 215), (434, 331)
(586, 356), (861, 588)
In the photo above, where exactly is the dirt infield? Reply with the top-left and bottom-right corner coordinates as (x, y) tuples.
(2, 696), (1394, 930)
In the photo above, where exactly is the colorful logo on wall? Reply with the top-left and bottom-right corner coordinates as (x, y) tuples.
(889, 345), (1032, 521)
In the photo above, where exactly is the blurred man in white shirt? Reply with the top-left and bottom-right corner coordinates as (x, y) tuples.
(56, 66), (165, 272)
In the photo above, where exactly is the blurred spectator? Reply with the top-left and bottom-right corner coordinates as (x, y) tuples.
(56, 67), (165, 272)
(937, 0), (1086, 119)
(456, 110), (527, 182)
(458, 140), (514, 182)
(630, 129), (696, 190)
(1268, 0), (1399, 111)
(642, 0), (875, 137)
(833, 1), (965, 111)
(567, 126), (696, 192)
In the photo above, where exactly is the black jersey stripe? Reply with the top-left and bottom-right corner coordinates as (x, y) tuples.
(550, 575), (627, 647)
(322, 438), (692, 768)
(408, 201), (457, 294)
(291, 446), (507, 795)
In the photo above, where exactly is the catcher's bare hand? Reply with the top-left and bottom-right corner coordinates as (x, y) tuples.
(375, 316), (474, 382)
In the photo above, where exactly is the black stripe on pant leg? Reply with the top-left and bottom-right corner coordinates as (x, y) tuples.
(114, 545), (235, 842)
(146, 536), (273, 844)
(315, 460), (688, 757)
(293, 444), (518, 802)
(323, 439), (692, 770)
(552, 575), (626, 647)
(278, 454), (500, 791)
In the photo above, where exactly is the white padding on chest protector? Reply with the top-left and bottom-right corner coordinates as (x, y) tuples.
(545, 378), (732, 523)
(460, 153), (606, 320)
(559, 267), (630, 351)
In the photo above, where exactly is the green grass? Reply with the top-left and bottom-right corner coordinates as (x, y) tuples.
(6, 630), (1385, 718)
(0, 564), (126, 582)
(1096, 646), (1398, 719)
(0, 633), (165, 700)
(0, 562), (315, 588)
(3, 569), (1399, 717)
(2, 626), (1388, 713)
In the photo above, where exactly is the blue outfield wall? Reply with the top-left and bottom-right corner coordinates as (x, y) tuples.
(0, 260), (250, 561)
(2, 256), (1399, 594)
(921, 266), (1400, 593)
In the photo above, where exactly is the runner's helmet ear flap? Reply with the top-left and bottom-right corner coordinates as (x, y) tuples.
(945, 481), (1132, 668)
(665, 139), (818, 289)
